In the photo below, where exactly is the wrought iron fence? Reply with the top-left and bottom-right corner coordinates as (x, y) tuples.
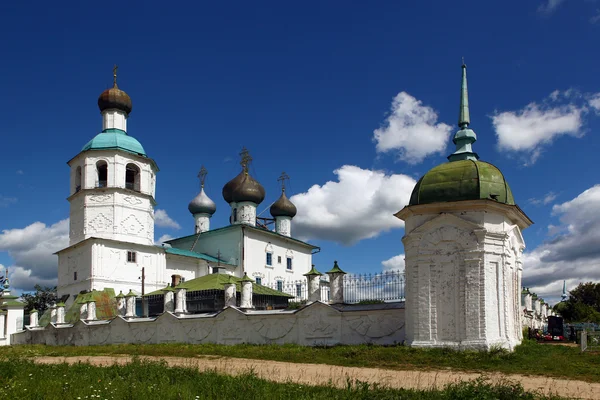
(581, 330), (600, 353)
(263, 281), (310, 302)
(343, 270), (405, 304)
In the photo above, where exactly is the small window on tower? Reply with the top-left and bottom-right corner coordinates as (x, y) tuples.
(125, 163), (141, 192)
(75, 166), (82, 193)
(96, 161), (108, 188)
(127, 251), (137, 263)
(278, 256), (282, 264)
(266, 253), (272, 266)
(286, 257), (293, 270)
(74, 272), (77, 281)
(233, 208), (238, 223)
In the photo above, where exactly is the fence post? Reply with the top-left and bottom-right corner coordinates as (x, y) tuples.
(125, 290), (136, 318)
(240, 274), (253, 309)
(87, 300), (97, 321)
(50, 304), (57, 324)
(581, 330), (587, 352)
(56, 303), (66, 324)
(326, 261), (346, 304)
(304, 265), (323, 302)
(29, 309), (39, 328)
(164, 289), (175, 313)
(174, 288), (186, 314)
(224, 276), (237, 308)
(115, 291), (126, 316)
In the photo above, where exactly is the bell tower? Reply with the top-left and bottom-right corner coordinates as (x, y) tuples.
(67, 66), (158, 246)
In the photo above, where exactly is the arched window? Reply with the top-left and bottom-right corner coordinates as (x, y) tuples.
(74, 166), (82, 193)
(125, 163), (141, 192)
(96, 161), (108, 188)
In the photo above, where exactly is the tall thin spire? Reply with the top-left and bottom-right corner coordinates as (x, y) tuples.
(459, 61), (470, 129)
(561, 280), (568, 301)
(448, 62), (479, 162)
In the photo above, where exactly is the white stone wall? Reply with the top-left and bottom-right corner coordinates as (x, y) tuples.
(400, 205), (528, 351)
(189, 228), (242, 268)
(165, 254), (210, 285)
(12, 302), (405, 347)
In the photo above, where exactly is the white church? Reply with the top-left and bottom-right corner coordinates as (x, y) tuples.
(56, 68), (318, 306)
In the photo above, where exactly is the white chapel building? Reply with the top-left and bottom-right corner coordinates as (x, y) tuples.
(56, 70), (318, 305)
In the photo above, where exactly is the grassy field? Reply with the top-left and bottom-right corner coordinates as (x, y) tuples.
(6, 339), (598, 383)
(0, 357), (568, 399)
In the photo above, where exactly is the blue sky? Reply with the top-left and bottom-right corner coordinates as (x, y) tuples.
(0, 0), (599, 303)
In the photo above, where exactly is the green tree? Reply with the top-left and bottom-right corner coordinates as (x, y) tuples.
(21, 285), (57, 315)
(556, 282), (600, 323)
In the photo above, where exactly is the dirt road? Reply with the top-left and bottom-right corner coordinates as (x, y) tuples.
(34, 355), (598, 399)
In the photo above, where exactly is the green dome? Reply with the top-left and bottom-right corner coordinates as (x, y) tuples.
(409, 160), (514, 206)
(82, 128), (146, 157)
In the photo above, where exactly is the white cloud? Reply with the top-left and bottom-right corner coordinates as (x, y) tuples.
(528, 191), (558, 206)
(492, 94), (585, 164)
(538, 0), (565, 14)
(373, 92), (452, 164)
(154, 209), (181, 230)
(381, 254), (405, 272)
(16, 170), (24, 175)
(0, 195), (17, 207)
(0, 219), (68, 291)
(290, 165), (415, 245)
(523, 185), (600, 304)
(591, 10), (600, 24)
(589, 93), (600, 113)
(155, 234), (174, 245)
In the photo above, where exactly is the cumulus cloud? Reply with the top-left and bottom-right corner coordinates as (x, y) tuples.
(290, 165), (415, 245)
(0, 219), (68, 291)
(155, 234), (174, 245)
(154, 209), (181, 230)
(492, 93), (585, 164)
(373, 92), (452, 164)
(538, 0), (565, 14)
(589, 93), (600, 113)
(523, 185), (600, 303)
(382, 254), (405, 272)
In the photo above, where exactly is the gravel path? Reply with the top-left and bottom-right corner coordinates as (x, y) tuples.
(34, 355), (599, 399)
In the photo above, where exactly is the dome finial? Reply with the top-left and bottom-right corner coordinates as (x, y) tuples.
(198, 165), (208, 189)
(113, 64), (118, 88)
(277, 171), (290, 193)
(459, 60), (470, 129)
(239, 147), (252, 173)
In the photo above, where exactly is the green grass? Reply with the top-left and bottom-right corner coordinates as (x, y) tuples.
(6, 339), (598, 383)
(0, 357), (567, 399)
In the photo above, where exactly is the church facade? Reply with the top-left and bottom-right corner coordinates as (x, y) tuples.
(56, 69), (317, 305)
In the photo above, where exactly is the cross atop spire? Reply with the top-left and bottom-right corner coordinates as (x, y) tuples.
(278, 171), (290, 192)
(459, 61), (470, 129)
(197, 166), (208, 188)
(239, 147), (253, 172)
(113, 64), (118, 88)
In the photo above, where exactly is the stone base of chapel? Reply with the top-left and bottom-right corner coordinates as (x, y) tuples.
(408, 338), (520, 351)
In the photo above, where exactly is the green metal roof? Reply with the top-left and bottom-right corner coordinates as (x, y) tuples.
(81, 128), (147, 157)
(304, 265), (323, 276)
(177, 274), (293, 297)
(327, 261), (346, 274)
(63, 288), (118, 325)
(164, 247), (232, 265)
(409, 160), (515, 206)
(144, 285), (176, 297)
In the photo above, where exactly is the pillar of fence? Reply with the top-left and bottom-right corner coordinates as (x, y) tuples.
(164, 289), (175, 313)
(174, 288), (187, 315)
(327, 261), (346, 304)
(86, 300), (97, 321)
(240, 274), (253, 309)
(224, 276), (237, 308)
(56, 303), (66, 324)
(50, 304), (57, 324)
(125, 290), (136, 318)
(115, 291), (126, 316)
(29, 309), (39, 328)
(304, 265), (323, 302)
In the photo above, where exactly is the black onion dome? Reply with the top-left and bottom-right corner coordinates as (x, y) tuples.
(222, 170), (246, 204)
(98, 85), (133, 115)
(231, 172), (266, 205)
(188, 188), (216, 215)
(270, 190), (297, 218)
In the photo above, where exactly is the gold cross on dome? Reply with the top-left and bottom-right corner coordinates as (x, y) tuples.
(113, 64), (118, 87)
(277, 171), (290, 191)
(197, 166), (208, 188)
(239, 147), (253, 171)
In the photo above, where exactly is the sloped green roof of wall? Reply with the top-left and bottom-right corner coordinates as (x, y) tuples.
(177, 274), (293, 297)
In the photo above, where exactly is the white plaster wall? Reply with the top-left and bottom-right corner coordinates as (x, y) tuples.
(165, 254), (210, 285)
(402, 208), (526, 351)
(102, 110), (127, 132)
(243, 228), (312, 285)
(190, 228), (242, 268)
(58, 240), (94, 303)
(4, 307), (24, 345)
(12, 303), (405, 347)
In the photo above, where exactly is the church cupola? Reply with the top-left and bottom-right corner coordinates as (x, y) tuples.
(222, 147), (265, 226)
(97, 65), (132, 132)
(270, 172), (296, 237)
(188, 166), (216, 233)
